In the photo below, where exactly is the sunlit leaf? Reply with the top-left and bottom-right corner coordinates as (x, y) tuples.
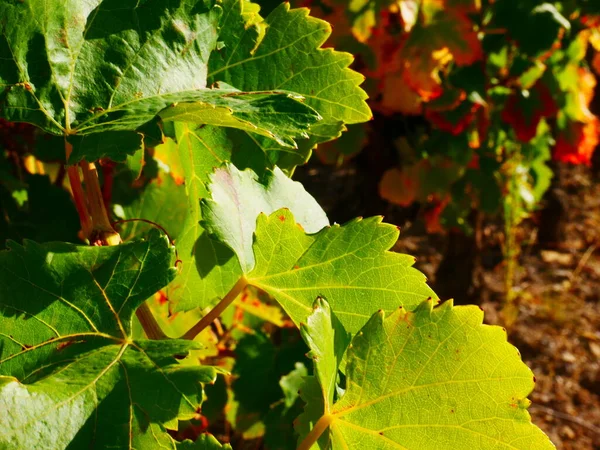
(298, 299), (554, 450)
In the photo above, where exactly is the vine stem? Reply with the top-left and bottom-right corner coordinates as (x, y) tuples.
(136, 302), (167, 340)
(80, 161), (121, 246)
(65, 140), (93, 238)
(64, 140), (165, 340)
(297, 414), (335, 450)
(181, 276), (248, 340)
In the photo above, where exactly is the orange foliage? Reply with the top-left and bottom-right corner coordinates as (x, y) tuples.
(553, 118), (599, 166)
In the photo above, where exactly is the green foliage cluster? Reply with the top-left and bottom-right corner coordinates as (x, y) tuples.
(0, 1), (555, 449)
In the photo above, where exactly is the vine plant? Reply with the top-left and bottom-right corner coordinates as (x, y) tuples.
(0, 1), (554, 449)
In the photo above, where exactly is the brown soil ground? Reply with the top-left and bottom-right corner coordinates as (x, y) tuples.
(295, 161), (600, 449)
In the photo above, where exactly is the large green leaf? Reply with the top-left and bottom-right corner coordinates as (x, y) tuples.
(159, 124), (242, 311)
(195, 165), (435, 331)
(0, 0), (320, 161)
(242, 209), (437, 333)
(209, 1), (370, 128)
(0, 231), (217, 449)
(163, 142), (329, 311)
(205, 0), (371, 167)
(298, 299), (554, 450)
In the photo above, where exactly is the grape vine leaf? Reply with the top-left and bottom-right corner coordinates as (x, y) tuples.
(159, 124), (243, 312)
(493, 2), (570, 57)
(300, 298), (350, 412)
(207, 0), (371, 156)
(111, 162), (188, 243)
(162, 139), (329, 311)
(202, 162), (329, 272)
(0, 173), (81, 248)
(0, 230), (218, 449)
(297, 298), (554, 450)
(200, 170), (437, 332)
(0, 0), (320, 162)
(177, 434), (232, 449)
(263, 362), (310, 450)
(280, 362), (309, 409)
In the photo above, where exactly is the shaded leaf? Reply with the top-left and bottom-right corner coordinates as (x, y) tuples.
(280, 362), (309, 409)
(0, 230), (216, 449)
(162, 129), (329, 311)
(112, 164), (188, 243)
(0, 1), (320, 162)
(0, 173), (81, 248)
(177, 433), (232, 449)
(160, 124), (243, 312)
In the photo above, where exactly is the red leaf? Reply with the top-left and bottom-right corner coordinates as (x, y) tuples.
(502, 82), (558, 142)
(553, 118), (599, 166)
(426, 101), (480, 135)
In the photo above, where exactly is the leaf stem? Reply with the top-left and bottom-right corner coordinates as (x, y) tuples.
(80, 160), (121, 246)
(181, 276), (248, 340)
(136, 302), (167, 340)
(297, 414), (335, 450)
(65, 140), (93, 238)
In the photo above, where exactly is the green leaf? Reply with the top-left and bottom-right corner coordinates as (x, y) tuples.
(158, 85), (322, 148)
(233, 329), (309, 419)
(300, 298), (350, 412)
(209, 1), (371, 133)
(299, 299), (554, 450)
(241, 209), (437, 334)
(160, 124), (243, 311)
(0, 173), (81, 248)
(163, 133), (330, 310)
(493, 2), (570, 57)
(112, 164), (188, 243)
(0, 230), (217, 449)
(202, 162), (329, 273)
(177, 433), (232, 449)
(295, 375), (330, 450)
(280, 362), (309, 409)
(0, 1), (320, 162)
(199, 164), (435, 332)
(203, 0), (371, 169)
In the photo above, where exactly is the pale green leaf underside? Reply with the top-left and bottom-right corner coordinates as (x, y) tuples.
(0, 231), (216, 449)
(305, 300), (554, 450)
(202, 163), (329, 273)
(245, 209), (437, 334)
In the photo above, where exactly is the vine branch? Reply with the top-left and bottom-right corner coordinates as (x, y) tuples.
(136, 302), (167, 340)
(181, 276), (248, 340)
(297, 414), (335, 450)
(80, 160), (121, 246)
(65, 140), (93, 238)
